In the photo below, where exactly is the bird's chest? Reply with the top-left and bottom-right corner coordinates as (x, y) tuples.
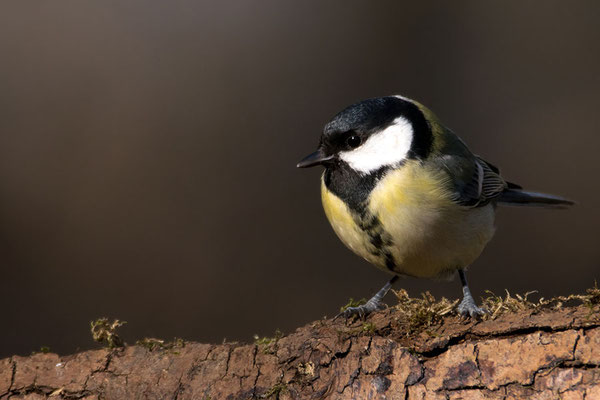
(320, 176), (391, 270)
(367, 168), (496, 277)
(321, 166), (496, 278)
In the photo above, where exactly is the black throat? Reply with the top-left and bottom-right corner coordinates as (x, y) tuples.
(323, 161), (388, 214)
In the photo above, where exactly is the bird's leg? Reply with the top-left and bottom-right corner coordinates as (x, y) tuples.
(457, 269), (486, 318)
(335, 275), (399, 320)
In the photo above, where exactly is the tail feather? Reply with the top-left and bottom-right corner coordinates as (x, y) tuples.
(497, 189), (575, 208)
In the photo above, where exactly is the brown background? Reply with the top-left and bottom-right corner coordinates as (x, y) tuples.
(0, 1), (598, 358)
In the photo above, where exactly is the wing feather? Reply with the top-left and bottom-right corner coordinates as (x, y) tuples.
(458, 157), (508, 207)
(430, 127), (509, 208)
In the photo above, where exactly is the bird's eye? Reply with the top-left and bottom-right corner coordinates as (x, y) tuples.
(346, 135), (361, 148)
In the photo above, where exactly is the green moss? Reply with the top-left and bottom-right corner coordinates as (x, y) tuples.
(481, 283), (600, 320)
(361, 322), (376, 335)
(482, 290), (538, 319)
(334, 284), (600, 340)
(90, 318), (126, 348)
(253, 329), (283, 354)
(136, 337), (185, 353)
(335, 321), (379, 340)
(583, 281), (600, 306)
(31, 346), (51, 355)
(261, 382), (287, 398)
(339, 297), (367, 313)
(393, 289), (457, 334)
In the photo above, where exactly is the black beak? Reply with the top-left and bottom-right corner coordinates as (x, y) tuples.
(296, 150), (334, 168)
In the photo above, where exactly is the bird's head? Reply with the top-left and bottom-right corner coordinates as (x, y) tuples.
(297, 96), (433, 175)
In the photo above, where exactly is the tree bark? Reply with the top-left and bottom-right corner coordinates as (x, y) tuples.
(1, 304), (599, 399)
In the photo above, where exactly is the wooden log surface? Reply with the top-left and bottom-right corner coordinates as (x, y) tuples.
(1, 301), (599, 399)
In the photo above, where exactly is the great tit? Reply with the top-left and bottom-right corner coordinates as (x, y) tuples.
(297, 95), (573, 318)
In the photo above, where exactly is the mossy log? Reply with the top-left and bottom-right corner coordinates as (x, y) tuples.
(2, 301), (600, 399)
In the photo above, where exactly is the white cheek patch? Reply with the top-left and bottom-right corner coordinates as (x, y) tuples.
(339, 117), (413, 174)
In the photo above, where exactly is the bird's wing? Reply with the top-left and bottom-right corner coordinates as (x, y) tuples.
(457, 156), (509, 207)
(435, 155), (507, 207)
(429, 129), (511, 207)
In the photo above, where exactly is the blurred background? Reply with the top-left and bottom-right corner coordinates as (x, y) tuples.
(0, 1), (599, 358)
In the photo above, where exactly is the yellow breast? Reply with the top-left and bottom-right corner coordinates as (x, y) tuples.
(321, 161), (496, 278)
(320, 176), (386, 268)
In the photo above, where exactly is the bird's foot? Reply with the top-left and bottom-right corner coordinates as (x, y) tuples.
(335, 297), (386, 320)
(457, 296), (486, 319)
(334, 276), (398, 320)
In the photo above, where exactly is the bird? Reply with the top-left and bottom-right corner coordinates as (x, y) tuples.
(297, 95), (573, 318)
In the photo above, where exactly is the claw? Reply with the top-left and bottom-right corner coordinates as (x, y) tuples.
(456, 269), (486, 320)
(334, 276), (398, 321)
(335, 298), (386, 320)
(457, 298), (487, 319)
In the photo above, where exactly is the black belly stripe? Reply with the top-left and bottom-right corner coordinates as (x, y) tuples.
(366, 228), (396, 271)
(356, 202), (397, 272)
